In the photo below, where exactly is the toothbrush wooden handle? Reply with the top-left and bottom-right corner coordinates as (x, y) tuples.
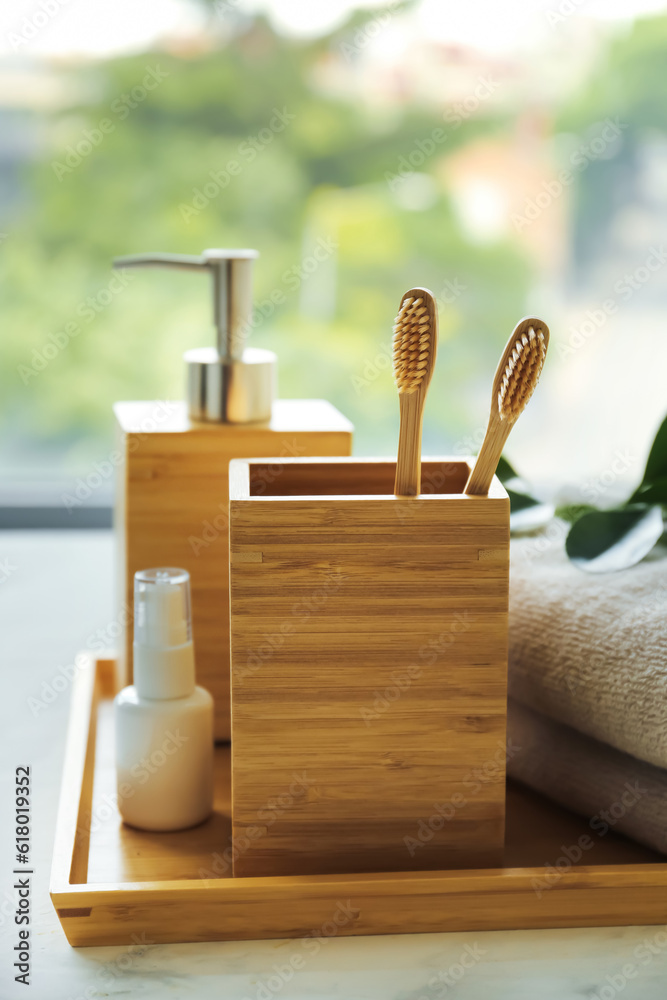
(394, 392), (424, 497)
(465, 415), (512, 496)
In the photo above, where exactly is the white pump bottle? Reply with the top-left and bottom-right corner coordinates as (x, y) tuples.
(115, 567), (214, 831)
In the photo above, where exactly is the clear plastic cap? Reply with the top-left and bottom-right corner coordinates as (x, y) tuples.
(134, 568), (192, 650)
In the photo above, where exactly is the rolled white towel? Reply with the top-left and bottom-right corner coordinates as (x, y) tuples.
(509, 535), (667, 768)
(507, 698), (667, 856)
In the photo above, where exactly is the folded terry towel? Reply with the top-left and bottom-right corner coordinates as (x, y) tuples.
(507, 699), (667, 856)
(509, 536), (667, 769)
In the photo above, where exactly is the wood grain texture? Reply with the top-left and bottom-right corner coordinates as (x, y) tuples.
(230, 458), (510, 877)
(114, 399), (353, 741)
(50, 657), (667, 947)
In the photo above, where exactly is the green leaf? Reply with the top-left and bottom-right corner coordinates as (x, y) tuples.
(507, 487), (540, 512)
(629, 476), (667, 506)
(496, 454), (554, 529)
(642, 413), (667, 485)
(565, 504), (664, 573)
(509, 495), (555, 533)
(555, 503), (598, 524)
(496, 455), (518, 483)
(496, 454), (544, 515)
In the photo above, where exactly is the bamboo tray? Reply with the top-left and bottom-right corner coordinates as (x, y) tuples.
(51, 656), (667, 947)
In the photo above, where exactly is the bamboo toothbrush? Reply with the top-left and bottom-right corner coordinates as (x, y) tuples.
(465, 317), (549, 496)
(393, 287), (438, 497)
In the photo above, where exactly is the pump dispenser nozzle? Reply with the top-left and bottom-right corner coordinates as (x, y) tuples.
(113, 248), (276, 423)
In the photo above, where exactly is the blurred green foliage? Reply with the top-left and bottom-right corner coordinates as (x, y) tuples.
(2, 11), (538, 474)
(556, 16), (667, 280)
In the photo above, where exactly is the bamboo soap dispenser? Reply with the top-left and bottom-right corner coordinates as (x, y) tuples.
(113, 248), (353, 740)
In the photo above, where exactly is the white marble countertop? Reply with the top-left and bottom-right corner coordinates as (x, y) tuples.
(1, 529), (666, 1000)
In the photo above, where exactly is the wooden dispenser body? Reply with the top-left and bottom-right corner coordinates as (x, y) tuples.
(229, 457), (510, 877)
(114, 400), (353, 741)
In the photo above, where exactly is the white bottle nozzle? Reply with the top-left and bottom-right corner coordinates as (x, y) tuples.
(133, 567), (196, 699)
(135, 567), (192, 648)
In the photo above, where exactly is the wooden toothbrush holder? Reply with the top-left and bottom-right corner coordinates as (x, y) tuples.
(229, 457), (510, 877)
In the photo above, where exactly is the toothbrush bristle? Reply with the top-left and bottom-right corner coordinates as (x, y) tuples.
(497, 326), (547, 420)
(392, 295), (432, 394)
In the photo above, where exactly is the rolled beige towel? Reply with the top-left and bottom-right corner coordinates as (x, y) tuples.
(509, 535), (667, 768)
(507, 699), (667, 856)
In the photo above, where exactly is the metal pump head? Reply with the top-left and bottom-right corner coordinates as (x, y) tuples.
(112, 248), (276, 424)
